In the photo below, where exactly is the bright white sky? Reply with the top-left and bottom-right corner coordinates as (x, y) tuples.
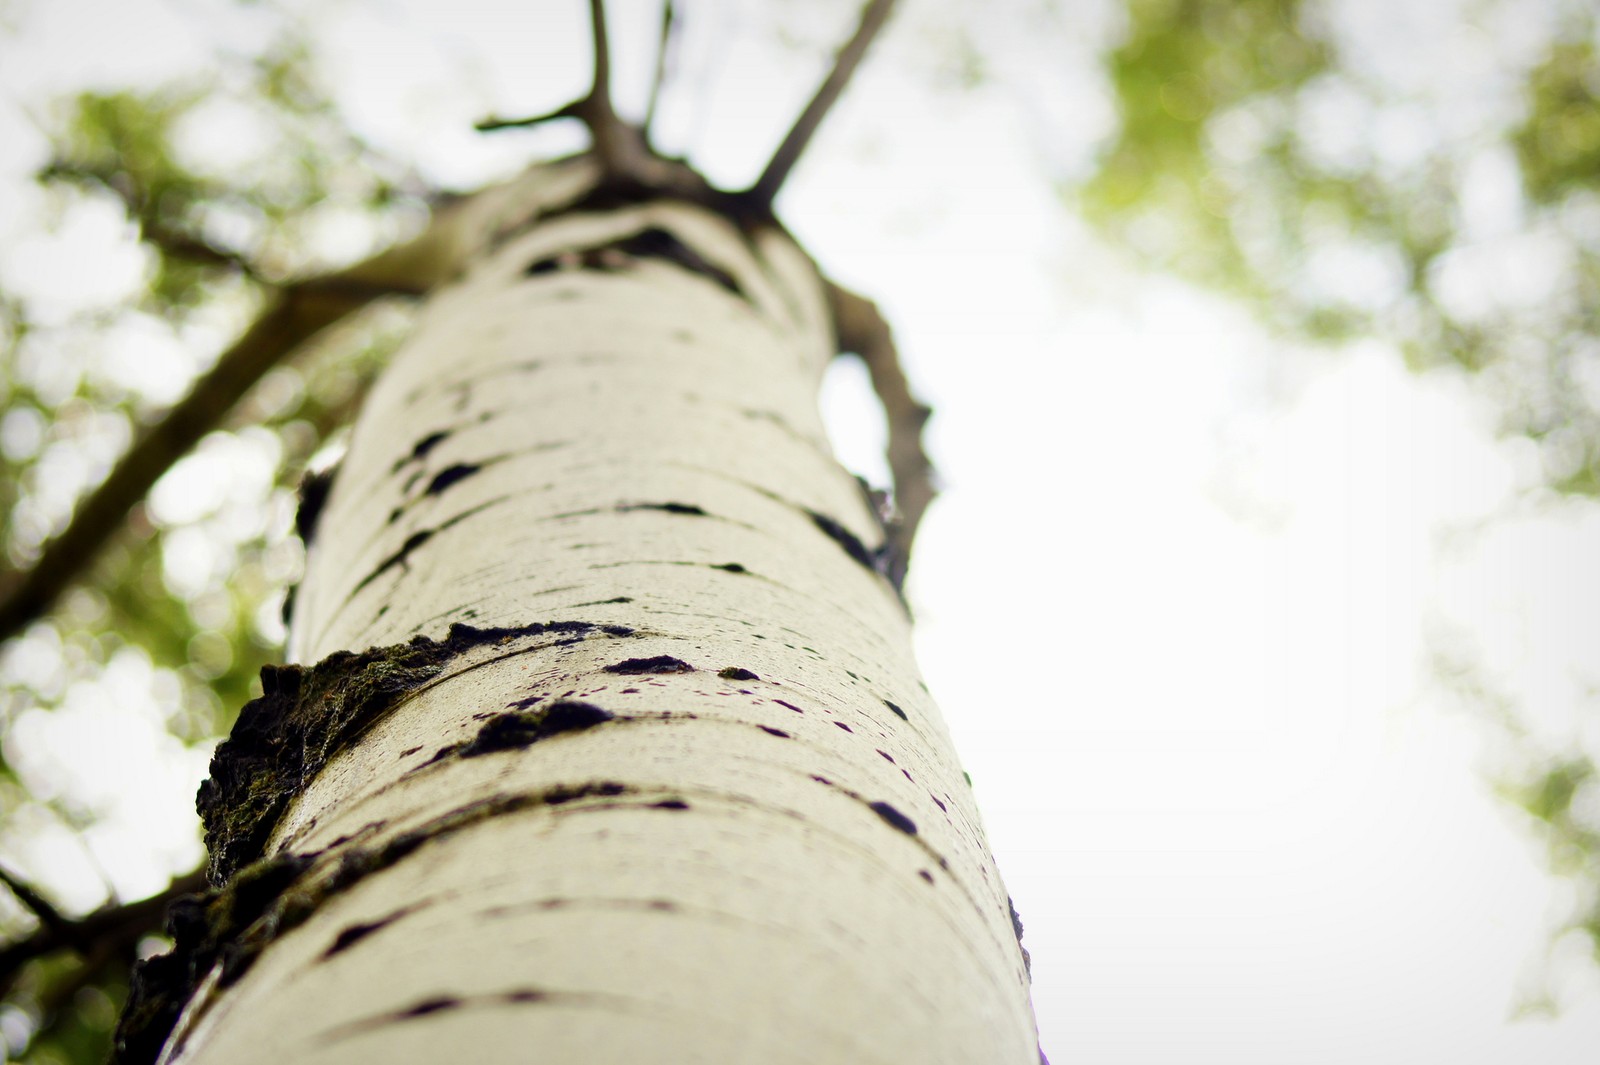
(2, 0), (1600, 1062)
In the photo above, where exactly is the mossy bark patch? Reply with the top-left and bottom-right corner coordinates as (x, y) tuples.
(198, 621), (627, 885)
(113, 851), (315, 1065)
(118, 783), (638, 1065)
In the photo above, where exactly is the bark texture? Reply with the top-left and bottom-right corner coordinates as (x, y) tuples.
(140, 160), (1039, 1065)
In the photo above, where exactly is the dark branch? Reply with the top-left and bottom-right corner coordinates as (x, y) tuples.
(474, 101), (582, 133)
(588, 0), (613, 118)
(38, 160), (262, 280)
(0, 277), (399, 644)
(747, 0), (898, 207)
(0, 868), (205, 998)
(827, 280), (934, 591)
(475, 0), (660, 188)
(642, 0), (678, 140)
(0, 865), (69, 940)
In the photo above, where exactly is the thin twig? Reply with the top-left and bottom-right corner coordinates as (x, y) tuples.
(747, 0), (898, 207)
(38, 160), (263, 280)
(474, 101), (582, 132)
(642, 0), (678, 140)
(477, 0), (656, 187)
(588, 0), (612, 116)
(0, 868), (206, 998)
(583, 0), (631, 172)
(0, 865), (69, 939)
(826, 280), (935, 591)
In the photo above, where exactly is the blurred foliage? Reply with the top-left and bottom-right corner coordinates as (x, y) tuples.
(1082, 0), (1600, 980)
(0, 0), (1598, 1059)
(0, 10), (418, 1062)
(1501, 755), (1600, 1004)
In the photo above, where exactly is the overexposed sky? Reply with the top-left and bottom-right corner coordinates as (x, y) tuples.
(2, 1), (1599, 1062)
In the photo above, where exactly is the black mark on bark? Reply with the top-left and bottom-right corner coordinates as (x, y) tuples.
(718, 667), (759, 681)
(869, 801), (917, 836)
(523, 228), (743, 298)
(807, 509), (882, 576)
(352, 498), (505, 594)
(757, 725), (791, 739)
(457, 701), (614, 759)
(391, 430), (451, 474)
(618, 502), (707, 516)
(544, 781), (627, 804)
(426, 463), (481, 497)
(884, 699), (907, 720)
(295, 464), (339, 548)
(603, 655), (694, 675)
(321, 903), (425, 959)
(401, 996), (460, 1017)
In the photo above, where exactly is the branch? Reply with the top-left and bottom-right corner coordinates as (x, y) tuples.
(38, 160), (262, 280)
(642, 0), (678, 140)
(0, 865), (70, 940)
(588, 0), (613, 119)
(475, 0), (682, 196)
(0, 868), (206, 998)
(826, 280), (934, 591)
(0, 161), (637, 643)
(0, 276), (405, 644)
(747, 0), (898, 208)
(474, 101), (583, 133)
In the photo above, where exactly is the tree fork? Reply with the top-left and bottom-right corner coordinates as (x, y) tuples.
(105, 2), (1039, 1059)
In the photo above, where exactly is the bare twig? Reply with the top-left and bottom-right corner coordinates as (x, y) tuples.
(747, 0), (898, 207)
(0, 865), (70, 939)
(642, 0), (678, 140)
(0, 868), (206, 998)
(474, 101), (583, 132)
(826, 280), (934, 590)
(588, 0), (613, 117)
(475, 0), (661, 189)
(37, 160), (263, 280)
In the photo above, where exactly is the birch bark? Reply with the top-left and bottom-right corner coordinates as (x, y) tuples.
(140, 160), (1040, 1065)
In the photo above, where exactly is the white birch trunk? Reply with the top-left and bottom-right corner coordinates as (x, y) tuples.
(146, 161), (1040, 1065)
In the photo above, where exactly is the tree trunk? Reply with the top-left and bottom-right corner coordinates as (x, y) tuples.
(117, 159), (1041, 1065)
